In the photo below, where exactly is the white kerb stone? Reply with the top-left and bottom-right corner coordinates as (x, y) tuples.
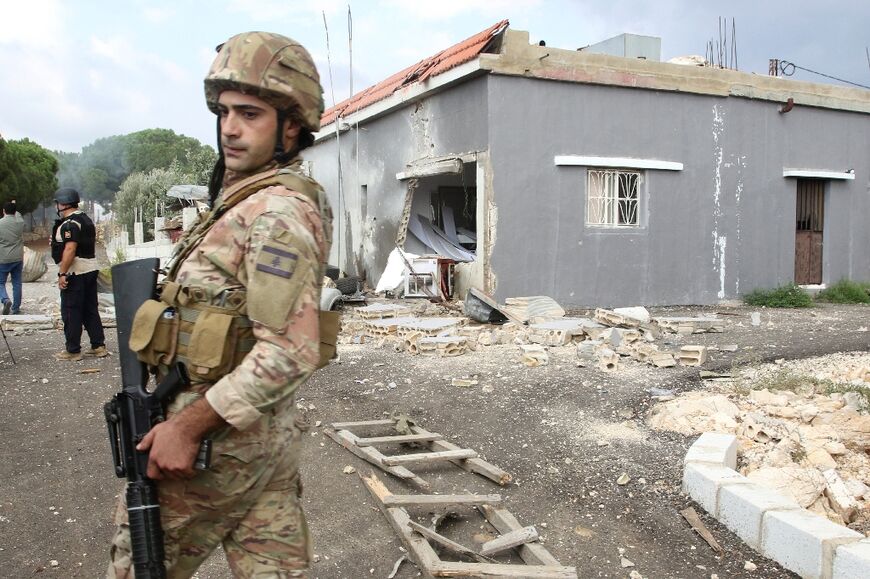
(683, 463), (750, 516)
(761, 509), (863, 579)
(833, 539), (870, 579)
(718, 482), (800, 550)
(684, 432), (739, 469)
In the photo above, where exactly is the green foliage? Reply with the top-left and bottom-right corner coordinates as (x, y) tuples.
(0, 137), (59, 213)
(743, 283), (813, 308)
(55, 129), (216, 205)
(815, 279), (870, 304)
(114, 161), (200, 241)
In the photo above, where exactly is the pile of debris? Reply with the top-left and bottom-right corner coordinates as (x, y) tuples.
(648, 351), (870, 533)
(337, 290), (727, 373)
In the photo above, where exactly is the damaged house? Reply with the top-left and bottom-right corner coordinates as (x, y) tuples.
(305, 21), (870, 307)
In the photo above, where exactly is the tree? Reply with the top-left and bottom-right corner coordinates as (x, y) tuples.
(0, 138), (59, 214)
(114, 161), (203, 241)
(55, 129), (216, 206)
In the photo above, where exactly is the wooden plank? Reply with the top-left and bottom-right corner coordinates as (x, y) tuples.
(681, 507), (724, 556)
(479, 526), (539, 557)
(383, 494), (502, 508)
(413, 426), (512, 485)
(360, 472), (440, 577)
(330, 419), (396, 429)
(357, 433), (444, 446)
(382, 449), (477, 466)
(323, 428), (430, 490)
(479, 505), (561, 566)
(432, 561), (577, 578)
(407, 520), (496, 564)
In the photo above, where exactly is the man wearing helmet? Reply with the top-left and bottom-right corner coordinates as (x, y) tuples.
(107, 32), (332, 578)
(51, 187), (108, 361)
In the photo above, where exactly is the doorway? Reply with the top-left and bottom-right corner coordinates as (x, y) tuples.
(794, 178), (824, 285)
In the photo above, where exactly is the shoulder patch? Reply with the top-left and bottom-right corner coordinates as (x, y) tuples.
(64, 230), (71, 239)
(255, 242), (297, 279)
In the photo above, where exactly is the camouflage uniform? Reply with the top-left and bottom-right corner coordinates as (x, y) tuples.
(107, 32), (329, 579)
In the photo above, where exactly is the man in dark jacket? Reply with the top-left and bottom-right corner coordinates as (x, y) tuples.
(51, 188), (107, 361)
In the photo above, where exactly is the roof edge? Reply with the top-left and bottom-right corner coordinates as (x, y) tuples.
(481, 29), (870, 115)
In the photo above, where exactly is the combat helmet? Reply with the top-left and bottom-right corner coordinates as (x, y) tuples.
(53, 187), (80, 205)
(204, 32), (324, 133)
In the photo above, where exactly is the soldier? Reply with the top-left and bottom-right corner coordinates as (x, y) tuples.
(107, 32), (332, 578)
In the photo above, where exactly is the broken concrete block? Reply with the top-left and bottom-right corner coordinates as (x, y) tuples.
(740, 412), (789, 443)
(1, 314), (55, 332)
(403, 331), (425, 354)
(631, 342), (660, 363)
(417, 336), (467, 357)
(594, 308), (642, 328)
(654, 317), (725, 334)
(528, 318), (590, 346)
(365, 316), (418, 337)
(612, 306), (651, 323)
(678, 345), (708, 367)
(396, 317), (464, 339)
(596, 347), (619, 372)
(519, 344), (548, 367)
(477, 331), (494, 346)
(649, 352), (677, 368)
(356, 303), (412, 320)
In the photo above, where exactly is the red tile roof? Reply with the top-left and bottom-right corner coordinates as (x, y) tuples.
(321, 20), (509, 127)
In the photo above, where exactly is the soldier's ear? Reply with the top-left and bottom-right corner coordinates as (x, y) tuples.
(282, 118), (301, 148)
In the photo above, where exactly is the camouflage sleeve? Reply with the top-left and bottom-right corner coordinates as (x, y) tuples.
(205, 202), (322, 430)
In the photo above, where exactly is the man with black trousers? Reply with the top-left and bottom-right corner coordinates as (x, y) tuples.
(51, 188), (107, 361)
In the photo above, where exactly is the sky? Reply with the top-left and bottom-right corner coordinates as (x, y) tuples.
(1, 0), (868, 153)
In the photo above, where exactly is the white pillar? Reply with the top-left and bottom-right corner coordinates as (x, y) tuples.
(182, 207), (199, 231)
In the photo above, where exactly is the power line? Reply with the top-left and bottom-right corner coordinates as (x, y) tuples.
(779, 60), (870, 90)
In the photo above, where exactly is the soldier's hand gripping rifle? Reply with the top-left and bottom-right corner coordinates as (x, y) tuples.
(103, 258), (210, 579)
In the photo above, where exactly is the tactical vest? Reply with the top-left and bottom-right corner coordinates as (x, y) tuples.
(129, 166), (338, 384)
(51, 212), (97, 264)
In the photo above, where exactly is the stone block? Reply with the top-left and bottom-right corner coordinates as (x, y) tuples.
(650, 352), (676, 368)
(833, 540), (870, 579)
(519, 344), (548, 367)
(762, 509), (863, 579)
(682, 462), (750, 516)
(718, 482), (800, 549)
(684, 432), (739, 469)
(679, 345), (708, 366)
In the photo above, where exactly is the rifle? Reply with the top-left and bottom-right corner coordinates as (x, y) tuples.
(103, 258), (210, 578)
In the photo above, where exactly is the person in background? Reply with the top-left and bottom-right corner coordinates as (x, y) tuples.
(0, 200), (24, 315)
(51, 188), (107, 361)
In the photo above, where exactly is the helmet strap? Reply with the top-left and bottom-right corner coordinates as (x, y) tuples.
(208, 116), (226, 207)
(273, 110), (295, 164)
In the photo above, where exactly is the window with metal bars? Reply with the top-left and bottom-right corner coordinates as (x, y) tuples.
(586, 168), (641, 227)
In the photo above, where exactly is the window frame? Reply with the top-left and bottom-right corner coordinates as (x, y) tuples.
(584, 167), (644, 229)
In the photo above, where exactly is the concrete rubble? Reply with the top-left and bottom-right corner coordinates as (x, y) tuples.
(649, 351), (870, 532)
(339, 299), (722, 375)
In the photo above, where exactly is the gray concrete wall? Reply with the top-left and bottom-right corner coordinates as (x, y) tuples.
(305, 77), (489, 282)
(487, 75), (870, 306)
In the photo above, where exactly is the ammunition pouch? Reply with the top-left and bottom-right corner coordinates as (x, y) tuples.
(176, 306), (255, 383)
(128, 279), (336, 383)
(129, 300), (179, 367)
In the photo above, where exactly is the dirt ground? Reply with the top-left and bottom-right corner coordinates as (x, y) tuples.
(1, 279), (868, 578)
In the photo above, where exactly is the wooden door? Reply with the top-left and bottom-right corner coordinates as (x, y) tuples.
(794, 179), (824, 285)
